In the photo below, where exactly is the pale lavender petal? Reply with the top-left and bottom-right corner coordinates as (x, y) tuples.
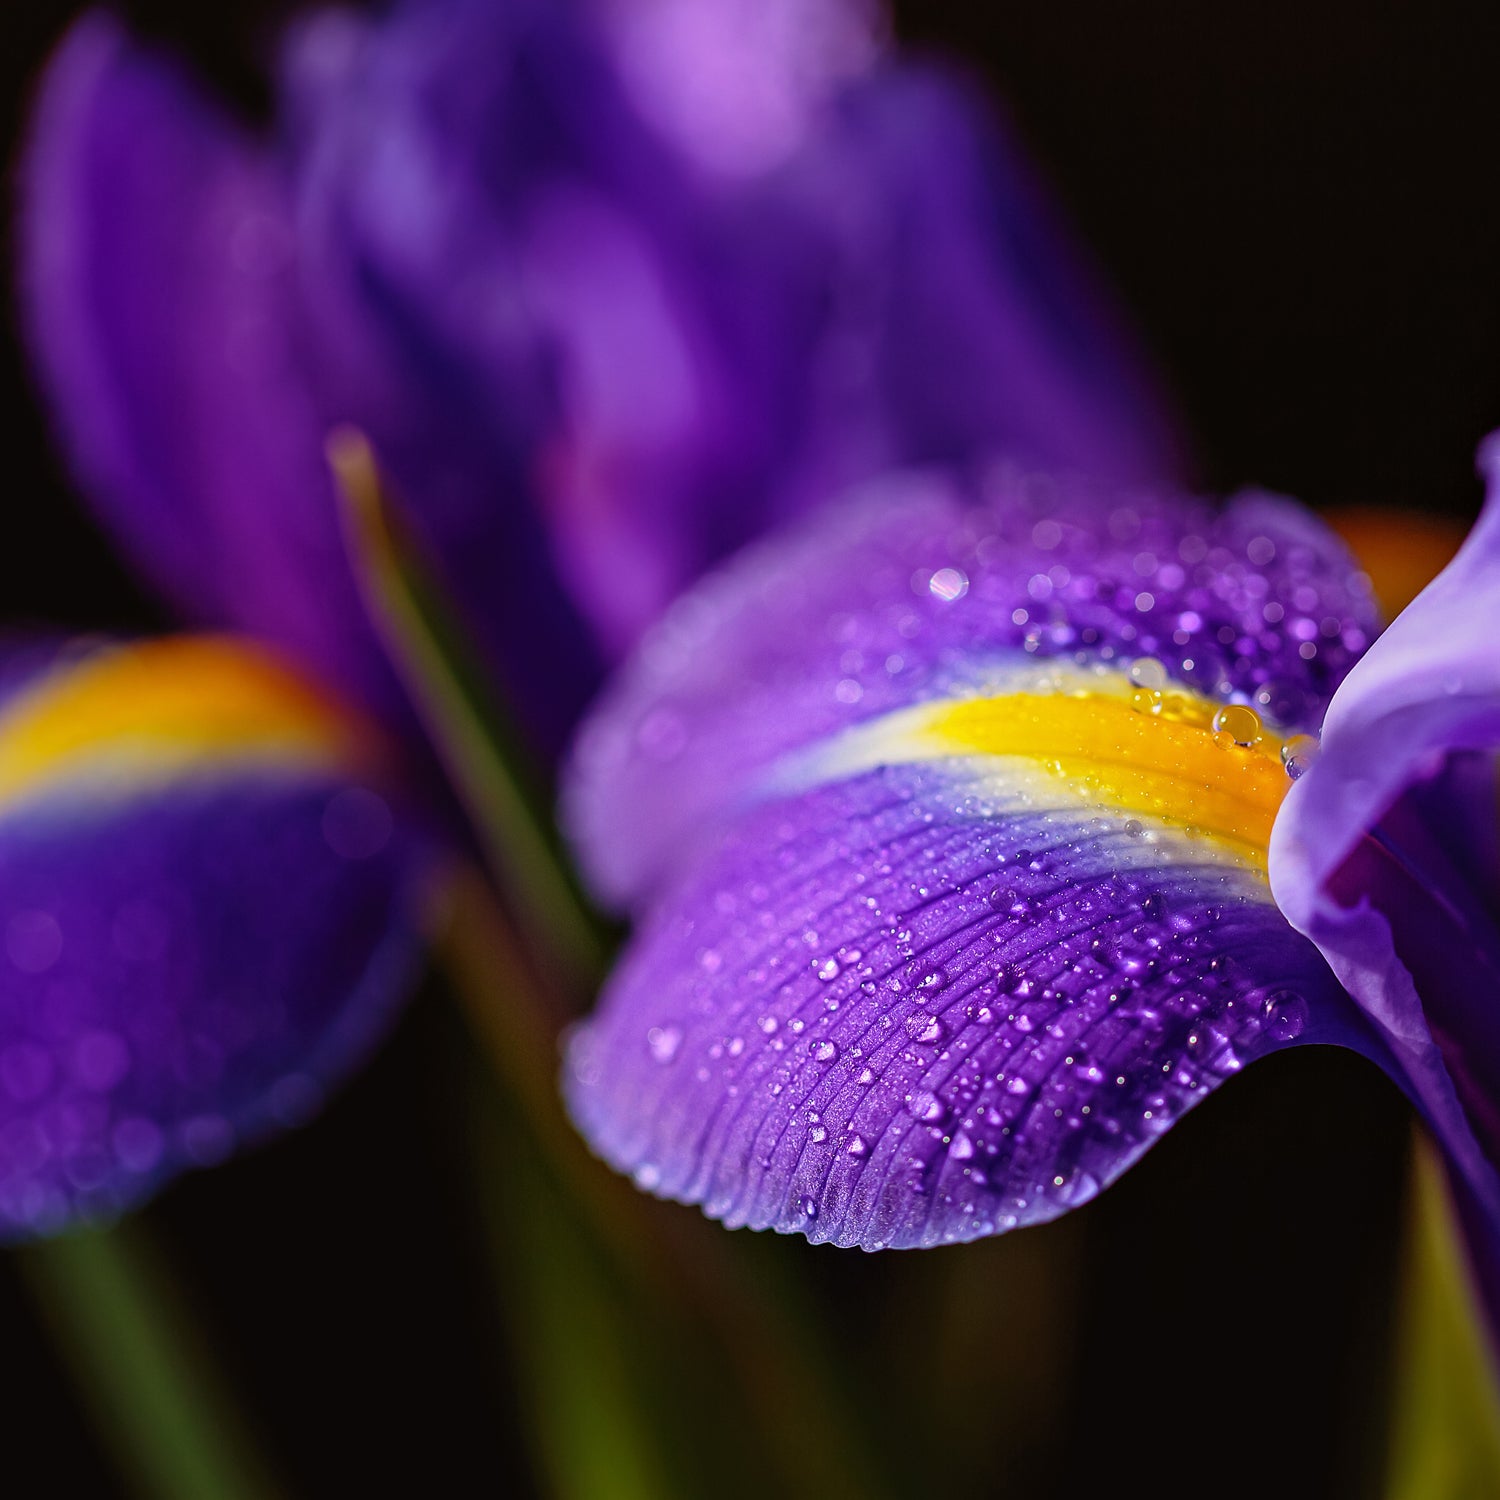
(567, 467), (1378, 909)
(1270, 438), (1500, 1301)
(567, 762), (1370, 1249)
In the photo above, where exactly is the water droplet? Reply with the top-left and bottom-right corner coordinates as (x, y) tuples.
(905, 1013), (946, 1045)
(846, 1133), (869, 1157)
(1005, 1076), (1030, 1096)
(1281, 733), (1320, 781)
(929, 567), (969, 602)
(1132, 688), (1163, 715)
(1212, 704), (1262, 747)
(815, 957), (839, 982)
(6, 911), (61, 975)
(73, 1031), (130, 1092)
(949, 1131), (975, 1160)
(812, 1039), (839, 1062)
(797, 1194), (819, 1219)
(1129, 657), (1169, 690)
(321, 787), (393, 859)
(647, 1024), (683, 1063)
(1262, 989), (1308, 1042)
(908, 1091), (946, 1122)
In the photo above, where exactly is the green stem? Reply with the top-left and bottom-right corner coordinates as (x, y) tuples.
(1385, 1132), (1500, 1500)
(17, 1223), (284, 1500)
(439, 868), (895, 1500)
(329, 427), (605, 995)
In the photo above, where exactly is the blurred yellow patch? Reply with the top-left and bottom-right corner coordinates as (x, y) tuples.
(0, 636), (376, 811)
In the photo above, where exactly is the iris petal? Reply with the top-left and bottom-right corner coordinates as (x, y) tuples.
(567, 760), (1367, 1249)
(567, 467), (1379, 909)
(566, 469), (1386, 1243)
(18, 15), (402, 722)
(0, 638), (430, 1234)
(1271, 439), (1500, 1304)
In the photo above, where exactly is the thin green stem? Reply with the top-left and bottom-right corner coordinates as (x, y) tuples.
(17, 1223), (284, 1500)
(329, 427), (606, 996)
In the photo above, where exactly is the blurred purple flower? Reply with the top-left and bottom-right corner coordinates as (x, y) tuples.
(563, 448), (1500, 1325)
(20, 0), (1179, 753)
(8, 0), (1180, 1232)
(0, 635), (430, 1234)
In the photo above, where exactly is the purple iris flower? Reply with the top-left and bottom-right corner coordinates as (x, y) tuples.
(7, 0), (1178, 1233)
(562, 449), (1500, 1322)
(20, 0), (1178, 753)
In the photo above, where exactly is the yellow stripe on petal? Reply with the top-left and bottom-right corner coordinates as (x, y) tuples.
(783, 665), (1295, 869)
(929, 687), (1289, 864)
(0, 637), (376, 814)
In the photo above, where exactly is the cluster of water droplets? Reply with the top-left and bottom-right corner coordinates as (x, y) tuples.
(567, 757), (1341, 1248)
(0, 781), (409, 1235)
(569, 466), (1371, 905)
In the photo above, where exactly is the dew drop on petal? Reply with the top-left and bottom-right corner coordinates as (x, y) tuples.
(6, 911), (61, 975)
(1128, 657), (1169, 690)
(321, 788), (394, 860)
(1262, 990), (1308, 1042)
(928, 567), (969, 602)
(647, 1024), (683, 1063)
(1281, 733), (1321, 780)
(1211, 704), (1263, 747)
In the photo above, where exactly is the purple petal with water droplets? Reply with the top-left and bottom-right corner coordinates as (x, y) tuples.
(566, 467), (1378, 909)
(566, 762), (1367, 1249)
(0, 772), (429, 1237)
(1270, 437), (1500, 1316)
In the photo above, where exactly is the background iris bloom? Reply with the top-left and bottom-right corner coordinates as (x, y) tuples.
(563, 452), (1500, 1329)
(21, 0), (1176, 751)
(7, 0), (1178, 1233)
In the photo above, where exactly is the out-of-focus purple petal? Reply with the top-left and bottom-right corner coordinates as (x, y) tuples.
(567, 760), (1371, 1249)
(0, 635), (431, 1233)
(764, 65), (1183, 507)
(596, 0), (887, 180)
(24, 0), (1187, 744)
(282, 0), (1182, 661)
(567, 467), (1378, 910)
(17, 15), (403, 722)
(1270, 439), (1500, 1300)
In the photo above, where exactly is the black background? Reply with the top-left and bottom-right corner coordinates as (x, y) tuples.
(3, 2), (1496, 1495)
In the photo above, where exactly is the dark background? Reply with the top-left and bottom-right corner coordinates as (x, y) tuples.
(3, 2), (1497, 1495)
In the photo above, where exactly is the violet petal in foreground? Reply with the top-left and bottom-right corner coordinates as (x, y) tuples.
(568, 761), (1368, 1248)
(1271, 437), (1500, 1305)
(565, 467), (1392, 1246)
(0, 637), (431, 1234)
